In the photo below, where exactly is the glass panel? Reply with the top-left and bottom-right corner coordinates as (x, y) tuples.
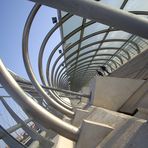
(76, 64), (88, 70)
(118, 51), (129, 61)
(100, 0), (124, 8)
(92, 60), (106, 63)
(81, 33), (105, 47)
(68, 59), (76, 66)
(64, 31), (80, 61)
(63, 15), (83, 36)
(132, 37), (148, 52)
(108, 61), (116, 69)
(97, 49), (117, 54)
(80, 44), (100, 54)
(101, 41), (124, 48)
(89, 64), (102, 67)
(64, 31), (80, 46)
(78, 57), (92, 64)
(61, 11), (68, 17)
(65, 45), (78, 57)
(86, 19), (91, 23)
(106, 31), (131, 40)
(60, 2), (148, 86)
(83, 23), (108, 37)
(66, 54), (77, 65)
(112, 56), (122, 63)
(79, 51), (96, 60)
(124, 0), (148, 11)
(94, 55), (111, 60)
(0, 140), (7, 148)
(0, 101), (17, 129)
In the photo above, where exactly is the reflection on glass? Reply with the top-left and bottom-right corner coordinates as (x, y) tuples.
(81, 33), (105, 47)
(101, 41), (124, 48)
(106, 31), (131, 40)
(97, 49), (116, 54)
(100, 0), (124, 8)
(83, 23), (108, 37)
(124, 0), (148, 11)
(63, 15), (83, 36)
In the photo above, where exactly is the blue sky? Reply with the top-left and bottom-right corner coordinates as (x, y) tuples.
(0, 0), (61, 146)
(0, 0), (61, 81)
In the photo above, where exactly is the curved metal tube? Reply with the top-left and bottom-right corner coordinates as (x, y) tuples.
(54, 38), (138, 85)
(57, 61), (115, 87)
(42, 85), (90, 98)
(54, 48), (122, 85)
(37, 14), (74, 109)
(56, 59), (116, 86)
(39, 18), (95, 91)
(0, 60), (79, 141)
(46, 29), (111, 86)
(40, 10), (145, 90)
(54, 50), (123, 85)
(59, 63), (111, 86)
(33, 6), (73, 110)
(38, 13), (72, 85)
(48, 38), (140, 88)
(55, 56), (118, 83)
(39, 18), (94, 86)
(58, 47), (130, 68)
(49, 44), (123, 87)
(44, 11), (147, 88)
(22, 4), (74, 117)
(29, 0), (148, 39)
(55, 60), (116, 86)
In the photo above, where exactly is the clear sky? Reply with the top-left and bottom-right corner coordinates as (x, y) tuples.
(0, 0), (61, 81)
(0, 0), (61, 146)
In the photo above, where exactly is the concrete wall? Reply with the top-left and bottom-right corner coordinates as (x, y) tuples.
(81, 86), (90, 103)
(119, 79), (148, 114)
(90, 76), (144, 111)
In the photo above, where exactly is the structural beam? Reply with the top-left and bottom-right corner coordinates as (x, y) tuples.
(16, 79), (90, 98)
(2, 118), (32, 138)
(29, 0), (148, 39)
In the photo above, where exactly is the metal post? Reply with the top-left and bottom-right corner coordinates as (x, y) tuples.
(42, 85), (90, 98)
(29, 0), (148, 39)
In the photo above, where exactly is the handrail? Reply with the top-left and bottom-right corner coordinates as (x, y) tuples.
(42, 85), (90, 98)
(14, 78), (90, 98)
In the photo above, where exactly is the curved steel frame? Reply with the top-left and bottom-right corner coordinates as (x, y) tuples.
(0, 60), (79, 141)
(38, 10), (146, 91)
(21, 2), (147, 96)
(22, 4), (74, 117)
(48, 39), (140, 88)
(1, 1), (148, 146)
